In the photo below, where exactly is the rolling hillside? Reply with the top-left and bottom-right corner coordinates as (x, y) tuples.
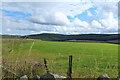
(2, 33), (119, 44)
(1, 35), (20, 39)
(21, 33), (119, 44)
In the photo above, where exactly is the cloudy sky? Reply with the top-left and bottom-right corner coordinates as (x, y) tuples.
(0, 1), (119, 35)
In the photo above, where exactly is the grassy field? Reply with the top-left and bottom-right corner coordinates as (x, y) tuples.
(2, 39), (118, 78)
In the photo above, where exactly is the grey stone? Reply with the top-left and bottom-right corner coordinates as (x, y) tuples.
(117, 77), (120, 80)
(20, 75), (28, 80)
(40, 73), (55, 80)
(40, 73), (66, 80)
(37, 75), (40, 79)
(97, 74), (111, 80)
(51, 73), (66, 80)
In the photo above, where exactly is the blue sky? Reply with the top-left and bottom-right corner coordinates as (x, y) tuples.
(1, 2), (118, 35)
(1, 6), (97, 22)
(68, 7), (98, 22)
(0, 9), (32, 19)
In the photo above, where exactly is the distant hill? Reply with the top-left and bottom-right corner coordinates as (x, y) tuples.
(1, 35), (20, 39)
(1, 33), (119, 44)
(21, 33), (119, 44)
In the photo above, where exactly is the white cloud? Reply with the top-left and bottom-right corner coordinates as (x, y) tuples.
(1, 0), (119, 2)
(87, 10), (93, 17)
(1, 2), (118, 35)
(31, 31), (59, 34)
(94, 2), (118, 19)
(2, 2), (93, 17)
(99, 12), (118, 30)
(28, 12), (70, 26)
(73, 18), (89, 27)
(6, 28), (11, 32)
(91, 20), (102, 28)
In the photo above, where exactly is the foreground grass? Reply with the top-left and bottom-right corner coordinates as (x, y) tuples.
(2, 39), (118, 78)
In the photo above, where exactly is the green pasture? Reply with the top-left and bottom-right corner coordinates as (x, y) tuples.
(2, 39), (118, 78)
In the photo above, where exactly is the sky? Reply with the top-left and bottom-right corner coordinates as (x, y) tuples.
(0, 1), (119, 35)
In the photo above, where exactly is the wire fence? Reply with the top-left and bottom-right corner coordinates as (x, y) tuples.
(1, 56), (72, 79)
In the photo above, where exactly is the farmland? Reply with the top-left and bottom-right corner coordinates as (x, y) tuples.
(2, 39), (118, 78)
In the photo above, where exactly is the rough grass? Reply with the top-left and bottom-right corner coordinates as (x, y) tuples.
(2, 39), (118, 78)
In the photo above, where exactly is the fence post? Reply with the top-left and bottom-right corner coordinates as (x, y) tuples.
(44, 58), (49, 73)
(67, 55), (73, 79)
